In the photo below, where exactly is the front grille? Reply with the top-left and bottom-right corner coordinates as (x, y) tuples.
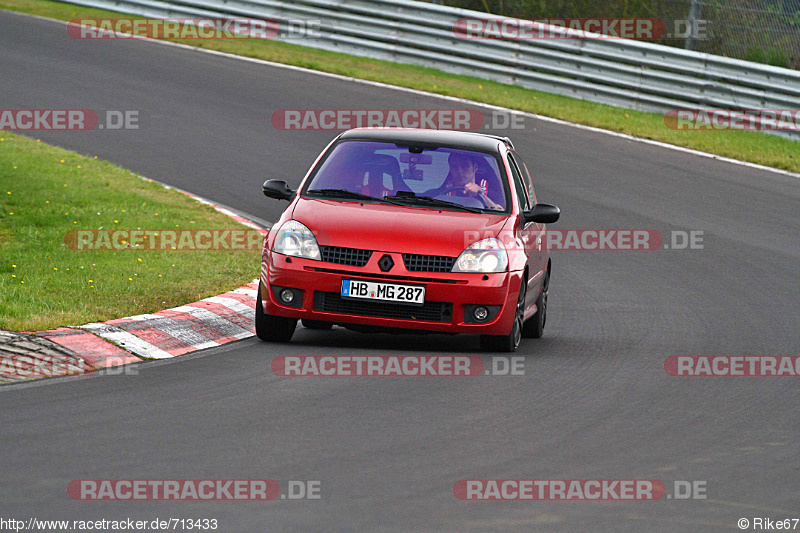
(402, 253), (457, 273)
(310, 267), (464, 284)
(314, 292), (452, 323)
(319, 245), (373, 267)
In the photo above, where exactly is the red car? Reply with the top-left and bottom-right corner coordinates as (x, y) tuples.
(257, 128), (559, 352)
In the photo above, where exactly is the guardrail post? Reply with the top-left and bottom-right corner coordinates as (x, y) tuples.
(685, 0), (701, 51)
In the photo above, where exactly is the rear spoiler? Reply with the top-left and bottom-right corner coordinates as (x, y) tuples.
(481, 134), (515, 150)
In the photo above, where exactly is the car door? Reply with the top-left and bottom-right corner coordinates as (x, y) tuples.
(507, 152), (546, 307)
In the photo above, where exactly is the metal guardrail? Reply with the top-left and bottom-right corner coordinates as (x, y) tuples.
(60, 0), (800, 139)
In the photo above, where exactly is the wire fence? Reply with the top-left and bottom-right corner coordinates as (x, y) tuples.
(428, 0), (800, 69)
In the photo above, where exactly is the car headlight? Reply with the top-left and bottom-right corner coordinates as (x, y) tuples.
(273, 220), (320, 260)
(452, 238), (508, 273)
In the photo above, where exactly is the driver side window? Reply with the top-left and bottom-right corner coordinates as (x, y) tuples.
(514, 153), (537, 205)
(507, 154), (530, 212)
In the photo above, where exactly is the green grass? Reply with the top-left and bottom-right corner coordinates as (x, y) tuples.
(0, 133), (260, 331)
(1, 0), (798, 173)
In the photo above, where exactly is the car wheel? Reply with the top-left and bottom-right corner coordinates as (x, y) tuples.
(523, 268), (549, 339)
(479, 278), (525, 353)
(302, 319), (333, 330)
(255, 281), (297, 342)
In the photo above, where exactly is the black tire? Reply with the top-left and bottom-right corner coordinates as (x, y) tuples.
(255, 282), (297, 342)
(522, 268), (549, 339)
(480, 278), (525, 353)
(302, 319), (333, 330)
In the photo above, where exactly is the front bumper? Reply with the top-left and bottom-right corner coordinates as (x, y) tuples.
(260, 251), (522, 335)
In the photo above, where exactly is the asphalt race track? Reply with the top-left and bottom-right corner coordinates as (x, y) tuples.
(1, 11), (799, 532)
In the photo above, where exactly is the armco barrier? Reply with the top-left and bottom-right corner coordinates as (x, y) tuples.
(59, 0), (800, 139)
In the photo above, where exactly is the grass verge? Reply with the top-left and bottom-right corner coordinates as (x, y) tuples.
(0, 132), (260, 331)
(1, 0), (798, 173)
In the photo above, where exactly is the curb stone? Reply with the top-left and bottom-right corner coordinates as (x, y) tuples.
(1, 183), (269, 385)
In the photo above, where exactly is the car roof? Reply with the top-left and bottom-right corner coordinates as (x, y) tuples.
(338, 128), (514, 152)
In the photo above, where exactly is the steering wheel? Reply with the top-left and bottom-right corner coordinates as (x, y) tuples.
(434, 185), (491, 208)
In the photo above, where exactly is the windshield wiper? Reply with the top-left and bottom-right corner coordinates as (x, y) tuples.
(383, 193), (483, 213)
(308, 189), (483, 213)
(306, 188), (379, 201)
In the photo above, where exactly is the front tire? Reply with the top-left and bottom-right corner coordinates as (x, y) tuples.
(480, 278), (525, 353)
(255, 281), (297, 342)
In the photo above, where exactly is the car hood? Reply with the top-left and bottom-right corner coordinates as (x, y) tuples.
(292, 199), (510, 257)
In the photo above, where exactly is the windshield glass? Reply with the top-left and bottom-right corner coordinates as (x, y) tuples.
(304, 140), (508, 212)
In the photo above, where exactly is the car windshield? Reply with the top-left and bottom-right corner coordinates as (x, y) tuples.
(304, 140), (508, 212)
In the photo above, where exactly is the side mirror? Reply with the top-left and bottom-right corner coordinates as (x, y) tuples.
(523, 203), (560, 224)
(262, 179), (294, 201)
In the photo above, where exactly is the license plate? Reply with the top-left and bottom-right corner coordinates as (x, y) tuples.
(341, 279), (425, 306)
